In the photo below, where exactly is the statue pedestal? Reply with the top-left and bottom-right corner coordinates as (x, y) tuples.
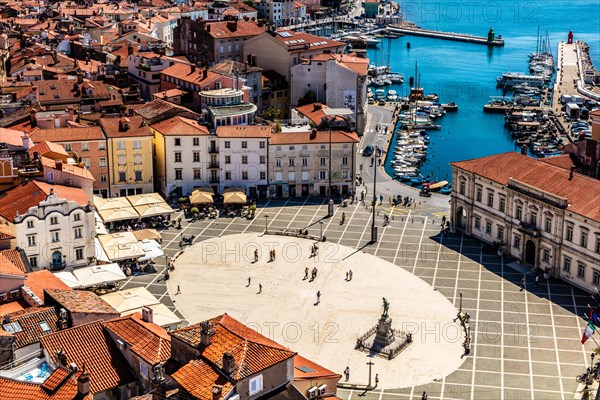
(374, 316), (395, 346)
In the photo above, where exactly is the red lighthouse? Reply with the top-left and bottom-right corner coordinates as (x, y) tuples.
(567, 30), (574, 44)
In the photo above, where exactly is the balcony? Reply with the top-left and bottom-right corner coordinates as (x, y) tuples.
(209, 162), (220, 169)
(519, 221), (540, 237)
(209, 177), (220, 184)
(208, 147), (219, 154)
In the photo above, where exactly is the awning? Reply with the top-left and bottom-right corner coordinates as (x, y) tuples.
(97, 232), (145, 261)
(100, 287), (159, 313)
(122, 303), (182, 329)
(189, 188), (214, 204)
(136, 203), (174, 218)
(95, 238), (111, 263)
(132, 229), (162, 242)
(138, 239), (164, 262)
(72, 263), (127, 288)
(53, 271), (81, 289)
(126, 193), (166, 207)
(98, 207), (140, 222)
(223, 187), (247, 204)
(94, 211), (109, 235)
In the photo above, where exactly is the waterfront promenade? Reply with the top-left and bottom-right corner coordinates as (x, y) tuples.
(388, 25), (504, 46)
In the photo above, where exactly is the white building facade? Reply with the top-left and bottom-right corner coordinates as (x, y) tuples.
(451, 152), (600, 293)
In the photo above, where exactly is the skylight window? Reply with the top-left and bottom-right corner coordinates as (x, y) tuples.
(3, 322), (23, 334)
(39, 321), (51, 333)
(278, 31), (292, 38)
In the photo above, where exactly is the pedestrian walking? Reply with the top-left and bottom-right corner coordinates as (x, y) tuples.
(273, 249), (276, 261)
(379, 194), (383, 204)
(341, 212), (346, 224)
(442, 215), (447, 225)
(520, 275), (526, 291)
(421, 391), (428, 400)
(176, 285), (181, 295)
(258, 284), (262, 294)
(534, 275), (539, 287)
(375, 374), (379, 387)
(345, 271), (349, 281)
(349, 270), (353, 280)
(344, 366), (350, 381)
(304, 267), (309, 280)
(254, 249), (259, 262)
(316, 290), (321, 304)
(247, 277), (251, 287)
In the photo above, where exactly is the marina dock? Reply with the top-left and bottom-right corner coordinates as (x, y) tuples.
(387, 25), (504, 46)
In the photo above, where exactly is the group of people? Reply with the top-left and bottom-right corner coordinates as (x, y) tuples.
(310, 243), (319, 258)
(345, 270), (354, 281)
(305, 266), (319, 281)
(391, 195), (414, 207)
(440, 215), (452, 234)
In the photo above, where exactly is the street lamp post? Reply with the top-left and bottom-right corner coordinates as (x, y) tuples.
(264, 215), (269, 233)
(366, 361), (374, 389)
(320, 221), (323, 240)
(327, 124), (334, 217)
(370, 151), (377, 243)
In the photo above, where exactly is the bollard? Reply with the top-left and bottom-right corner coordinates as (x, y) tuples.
(411, 218), (414, 223)
(433, 219), (435, 224)
(392, 215), (395, 220)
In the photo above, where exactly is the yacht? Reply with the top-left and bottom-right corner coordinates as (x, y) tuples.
(496, 72), (546, 87)
(387, 73), (404, 84)
(360, 35), (381, 47)
(386, 90), (398, 101)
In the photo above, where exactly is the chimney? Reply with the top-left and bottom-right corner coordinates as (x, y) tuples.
(119, 117), (130, 132)
(222, 352), (235, 375)
(313, 103), (322, 111)
(141, 305), (153, 323)
(520, 144), (527, 155)
(202, 67), (208, 80)
(56, 348), (67, 367)
(212, 385), (223, 400)
(22, 131), (31, 149)
(226, 20), (237, 32)
(77, 367), (90, 397)
(206, 24), (211, 33)
(56, 160), (63, 170)
(191, 63), (196, 73)
(569, 167), (574, 180)
(200, 321), (211, 346)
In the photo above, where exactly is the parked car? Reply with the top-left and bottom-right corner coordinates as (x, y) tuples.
(378, 99), (386, 106)
(362, 145), (374, 157)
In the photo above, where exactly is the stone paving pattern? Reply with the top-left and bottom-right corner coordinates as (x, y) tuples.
(120, 197), (595, 400)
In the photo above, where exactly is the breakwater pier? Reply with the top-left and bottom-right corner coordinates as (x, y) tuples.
(387, 25), (504, 46)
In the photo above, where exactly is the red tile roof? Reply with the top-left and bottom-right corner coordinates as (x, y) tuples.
(539, 154), (576, 170)
(44, 289), (117, 315)
(161, 63), (221, 87)
(39, 321), (136, 394)
(293, 355), (340, 380)
(30, 127), (106, 142)
(273, 30), (345, 52)
(1, 307), (59, 349)
(0, 180), (90, 223)
(29, 141), (69, 161)
(1, 249), (27, 274)
(25, 271), (71, 303)
(172, 359), (233, 400)
(0, 251), (26, 277)
(271, 130), (359, 145)
(0, 369), (91, 400)
(205, 20), (266, 39)
(151, 116), (210, 136)
(99, 116), (152, 138)
(171, 314), (295, 381)
(103, 313), (171, 365)
(216, 125), (272, 138)
(451, 152), (600, 222)
(294, 103), (329, 124)
(0, 226), (15, 240)
(305, 53), (369, 75)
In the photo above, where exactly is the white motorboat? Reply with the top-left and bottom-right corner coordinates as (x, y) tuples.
(387, 90), (398, 101)
(496, 72), (546, 87)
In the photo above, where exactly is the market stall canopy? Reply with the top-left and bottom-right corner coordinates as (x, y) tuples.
(138, 239), (164, 262)
(127, 193), (174, 217)
(100, 287), (159, 313)
(223, 187), (247, 204)
(97, 231), (145, 261)
(94, 211), (108, 235)
(94, 195), (139, 222)
(95, 238), (111, 263)
(189, 188), (214, 204)
(53, 271), (81, 289)
(71, 263), (126, 288)
(132, 229), (162, 242)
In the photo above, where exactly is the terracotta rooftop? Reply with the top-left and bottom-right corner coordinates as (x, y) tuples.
(172, 359), (233, 400)
(294, 103), (329, 124)
(0, 249), (27, 274)
(0, 127), (28, 147)
(134, 98), (200, 122)
(293, 355), (340, 380)
(171, 314), (295, 381)
(160, 63), (221, 87)
(205, 20), (266, 39)
(1, 307), (60, 349)
(273, 29), (345, 52)
(0, 251), (26, 277)
(40, 321), (136, 394)
(539, 154), (576, 170)
(0, 226), (15, 240)
(211, 60), (262, 76)
(0, 369), (91, 400)
(0, 180), (90, 223)
(302, 53), (369, 75)
(25, 270), (71, 303)
(30, 127), (106, 142)
(215, 125), (272, 138)
(103, 313), (171, 365)
(151, 116), (210, 136)
(271, 130), (359, 145)
(99, 116), (152, 138)
(40, 157), (95, 182)
(0, 300), (28, 317)
(451, 152), (600, 222)
(29, 141), (69, 161)
(44, 289), (117, 315)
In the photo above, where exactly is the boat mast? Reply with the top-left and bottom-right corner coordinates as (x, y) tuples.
(535, 25), (540, 56)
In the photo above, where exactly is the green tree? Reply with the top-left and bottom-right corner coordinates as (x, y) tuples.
(263, 107), (280, 122)
(298, 90), (317, 106)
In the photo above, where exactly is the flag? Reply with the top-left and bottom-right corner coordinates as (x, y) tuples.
(591, 307), (600, 327)
(582, 321), (596, 344)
